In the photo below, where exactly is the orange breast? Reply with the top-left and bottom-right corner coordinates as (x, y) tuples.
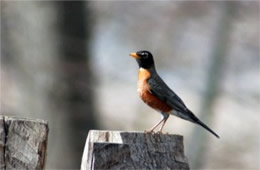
(137, 68), (172, 113)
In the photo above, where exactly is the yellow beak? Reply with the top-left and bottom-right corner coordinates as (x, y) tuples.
(129, 53), (140, 59)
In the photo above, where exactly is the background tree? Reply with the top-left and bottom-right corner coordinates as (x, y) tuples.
(1, 1), (98, 168)
(188, 2), (236, 168)
(55, 1), (98, 167)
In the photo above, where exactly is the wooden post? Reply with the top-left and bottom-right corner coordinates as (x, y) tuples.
(81, 130), (189, 170)
(0, 116), (49, 169)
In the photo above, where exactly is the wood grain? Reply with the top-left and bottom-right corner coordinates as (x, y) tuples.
(0, 117), (5, 169)
(81, 130), (189, 170)
(0, 116), (48, 169)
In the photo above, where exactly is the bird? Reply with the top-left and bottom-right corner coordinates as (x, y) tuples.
(129, 50), (219, 138)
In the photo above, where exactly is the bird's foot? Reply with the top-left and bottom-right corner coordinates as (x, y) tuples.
(144, 130), (155, 134)
(155, 131), (169, 135)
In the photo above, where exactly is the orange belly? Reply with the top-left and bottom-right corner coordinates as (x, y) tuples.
(139, 89), (172, 112)
(138, 68), (172, 113)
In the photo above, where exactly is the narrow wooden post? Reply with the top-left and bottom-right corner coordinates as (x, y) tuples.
(81, 130), (189, 170)
(0, 117), (5, 170)
(0, 116), (49, 169)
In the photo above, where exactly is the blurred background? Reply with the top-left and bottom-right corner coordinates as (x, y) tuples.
(1, 1), (259, 169)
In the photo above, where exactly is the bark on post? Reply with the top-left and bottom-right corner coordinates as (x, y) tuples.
(0, 116), (49, 169)
(81, 130), (189, 170)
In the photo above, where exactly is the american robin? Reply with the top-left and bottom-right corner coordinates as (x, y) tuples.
(130, 50), (219, 138)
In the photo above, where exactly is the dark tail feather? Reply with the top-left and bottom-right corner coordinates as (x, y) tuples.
(186, 110), (220, 138)
(196, 119), (220, 138)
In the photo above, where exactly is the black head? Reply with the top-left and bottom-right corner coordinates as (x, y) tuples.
(129, 50), (155, 69)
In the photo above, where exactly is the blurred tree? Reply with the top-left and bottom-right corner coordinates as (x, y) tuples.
(1, 1), (98, 168)
(188, 1), (236, 168)
(55, 1), (98, 168)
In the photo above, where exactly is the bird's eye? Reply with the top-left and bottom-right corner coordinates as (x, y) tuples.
(142, 52), (148, 58)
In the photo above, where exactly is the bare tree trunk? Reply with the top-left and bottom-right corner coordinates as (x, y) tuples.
(1, 1), (98, 168)
(188, 2), (236, 168)
(55, 2), (98, 168)
(81, 130), (189, 170)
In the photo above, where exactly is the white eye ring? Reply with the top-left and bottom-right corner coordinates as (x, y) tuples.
(142, 52), (148, 58)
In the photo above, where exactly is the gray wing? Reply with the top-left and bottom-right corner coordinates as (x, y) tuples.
(148, 74), (220, 138)
(147, 74), (188, 113)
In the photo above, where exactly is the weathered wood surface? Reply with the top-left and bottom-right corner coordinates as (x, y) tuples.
(0, 118), (5, 169)
(0, 116), (49, 169)
(81, 130), (189, 170)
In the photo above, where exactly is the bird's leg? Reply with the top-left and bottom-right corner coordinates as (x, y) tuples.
(148, 112), (169, 133)
(148, 118), (165, 133)
(159, 113), (169, 133)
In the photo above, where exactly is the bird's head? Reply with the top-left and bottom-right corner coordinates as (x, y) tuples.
(129, 50), (155, 69)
